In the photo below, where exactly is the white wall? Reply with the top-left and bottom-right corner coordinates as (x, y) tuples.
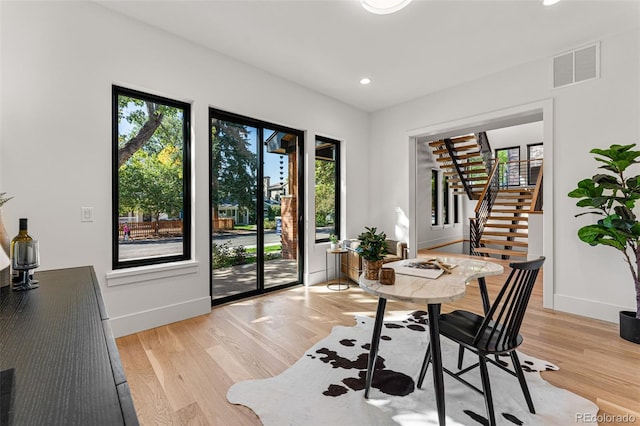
(486, 121), (543, 152)
(0, 1), (369, 336)
(369, 27), (639, 323)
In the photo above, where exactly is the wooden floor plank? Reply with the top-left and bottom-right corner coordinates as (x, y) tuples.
(117, 251), (640, 425)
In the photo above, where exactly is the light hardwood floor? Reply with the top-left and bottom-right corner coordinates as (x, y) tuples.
(116, 252), (640, 425)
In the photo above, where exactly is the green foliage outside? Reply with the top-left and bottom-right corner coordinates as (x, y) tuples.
(117, 95), (185, 226)
(211, 119), (258, 221)
(267, 205), (281, 221)
(315, 159), (335, 228)
(212, 242), (282, 269)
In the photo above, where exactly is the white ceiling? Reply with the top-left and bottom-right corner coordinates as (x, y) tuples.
(97, 0), (640, 112)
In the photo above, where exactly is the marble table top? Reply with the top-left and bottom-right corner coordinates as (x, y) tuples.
(358, 256), (504, 304)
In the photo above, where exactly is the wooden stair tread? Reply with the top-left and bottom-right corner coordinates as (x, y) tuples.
(444, 170), (488, 177)
(482, 231), (528, 238)
(495, 194), (533, 199)
(432, 145), (479, 154)
(436, 157), (484, 165)
(498, 188), (535, 193)
(480, 238), (529, 247)
(428, 135), (475, 147)
(493, 201), (533, 206)
(457, 161), (486, 168)
(487, 215), (529, 221)
(491, 209), (531, 214)
(474, 247), (528, 257)
(454, 153), (484, 160)
(451, 183), (485, 188)
(484, 223), (529, 229)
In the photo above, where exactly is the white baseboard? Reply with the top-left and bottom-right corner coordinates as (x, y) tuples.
(306, 270), (327, 286)
(553, 294), (632, 324)
(109, 296), (211, 337)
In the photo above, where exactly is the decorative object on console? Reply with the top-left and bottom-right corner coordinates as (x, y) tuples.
(356, 227), (388, 280)
(10, 218), (39, 291)
(568, 144), (640, 343)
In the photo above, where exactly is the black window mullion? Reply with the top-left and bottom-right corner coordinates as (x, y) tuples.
(256, 127), (265, 291)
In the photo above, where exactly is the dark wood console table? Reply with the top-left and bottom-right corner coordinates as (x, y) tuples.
(0, 266), (138, 425)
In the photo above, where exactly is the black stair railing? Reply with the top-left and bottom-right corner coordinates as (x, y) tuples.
(443, 138), (474, 199)
(476, 131), (492, 171)
(470, 159), (500, 256)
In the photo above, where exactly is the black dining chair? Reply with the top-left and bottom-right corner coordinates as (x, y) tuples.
(417, 256), (545, 426)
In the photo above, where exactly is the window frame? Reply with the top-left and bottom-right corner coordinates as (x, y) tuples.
(443, 175), (450, 225)
(431, 169), (439, 226)
(111, 85), (192, 269)
(314, 136), (341, 243)
(527, 143), (543, 186)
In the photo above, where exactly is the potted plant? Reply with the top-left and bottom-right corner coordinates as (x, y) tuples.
(356, 226), (388, 280)
(329, 233), (339, 251)
(568, 144), (640, 344)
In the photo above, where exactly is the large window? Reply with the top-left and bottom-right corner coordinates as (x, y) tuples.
(527, 143), (544, 185)
(315, 136), (340, 242)
(495, 146), (520, 187)
(112, 86), (191, 269)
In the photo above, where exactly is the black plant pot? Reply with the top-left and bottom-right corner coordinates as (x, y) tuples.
(619, 311), (640, 344)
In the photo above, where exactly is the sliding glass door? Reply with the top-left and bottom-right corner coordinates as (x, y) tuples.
(210, 109), (303, 303)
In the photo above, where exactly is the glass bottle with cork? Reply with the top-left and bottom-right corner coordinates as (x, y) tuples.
(10, 218), (39, 290)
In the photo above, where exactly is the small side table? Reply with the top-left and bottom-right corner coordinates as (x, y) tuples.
(325, 248), (349, 291)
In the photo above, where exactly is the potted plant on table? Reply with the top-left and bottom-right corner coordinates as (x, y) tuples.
(568, 144), (640, 344)
(356, 226), (388, 280)
(329, 233), (339, 251)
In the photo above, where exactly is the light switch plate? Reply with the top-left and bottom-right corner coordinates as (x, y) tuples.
(81, 207), (94, 222)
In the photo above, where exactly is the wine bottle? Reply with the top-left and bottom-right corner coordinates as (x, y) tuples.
(10, 218), (32, 283)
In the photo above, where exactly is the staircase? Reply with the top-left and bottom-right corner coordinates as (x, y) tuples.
(429, 134), (490, 200)
(428, 132), (543, 260)
(473, 188), (534, 259)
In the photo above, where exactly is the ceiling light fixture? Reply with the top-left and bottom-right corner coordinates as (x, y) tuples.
(360, 77), (372, 85)
(361, 0), (412, 15)
(542, 0), (560, 5)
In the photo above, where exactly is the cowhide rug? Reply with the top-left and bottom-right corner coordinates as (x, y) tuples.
(227, 311), (598, 425)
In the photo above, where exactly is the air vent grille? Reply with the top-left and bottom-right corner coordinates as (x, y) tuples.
(553, 42), (600, 89)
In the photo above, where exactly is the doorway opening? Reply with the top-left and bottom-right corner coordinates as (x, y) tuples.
(209, 109), (304, 305)
(408, 100), (554, 309)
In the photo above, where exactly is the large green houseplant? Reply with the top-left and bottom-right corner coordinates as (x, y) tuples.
(356, 226), (388, 280)
(568, 144), (640, 342)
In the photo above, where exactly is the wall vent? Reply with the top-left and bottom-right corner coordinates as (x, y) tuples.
(553, 42), (600, 89)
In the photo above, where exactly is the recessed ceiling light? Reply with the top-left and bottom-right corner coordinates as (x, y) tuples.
(361, 0), (412, 15)
(542, 0), (560, 5)
(360, 77), (372, 85)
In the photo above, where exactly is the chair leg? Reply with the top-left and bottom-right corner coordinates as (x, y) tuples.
(417, 343), (431, 389)
(510, 351), (535, 414)
(457, 345), (465, 369)
(478, 355), (496, 426)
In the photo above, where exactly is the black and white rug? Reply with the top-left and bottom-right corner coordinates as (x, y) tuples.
(227, 311), (598, 425)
